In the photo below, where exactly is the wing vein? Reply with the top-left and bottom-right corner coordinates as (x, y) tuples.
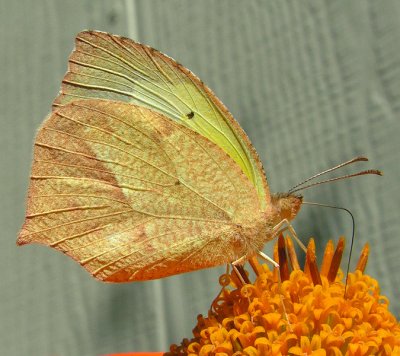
(35, 140), (176, 181)
(34, 160), (176, 187)
(31, 175), (156, 192)
(65, 217), (156, 252)
(29, 193), (130, 206)
(50, 224), (111, 247)
(21, 209), (133, 236)
(69, 55), (184, 117)
(26, 205), (110, 218)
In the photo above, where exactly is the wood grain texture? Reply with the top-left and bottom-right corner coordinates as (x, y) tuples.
(2, 0), (399, 354)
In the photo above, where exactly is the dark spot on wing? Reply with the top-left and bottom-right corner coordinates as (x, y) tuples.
(186, 111), (194, 119)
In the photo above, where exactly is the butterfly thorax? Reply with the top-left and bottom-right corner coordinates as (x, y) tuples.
(237, 193), (303, 260)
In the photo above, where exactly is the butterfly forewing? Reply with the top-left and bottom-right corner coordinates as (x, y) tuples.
(54, 31), (269, 208)
(18, 100), (262, 282)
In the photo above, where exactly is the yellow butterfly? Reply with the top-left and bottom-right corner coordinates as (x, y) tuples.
(17, 31), (379, 282)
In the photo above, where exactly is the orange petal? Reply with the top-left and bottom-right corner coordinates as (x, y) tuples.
(286, 236), (301, 270)
(242, 346), (258, 356)
(320, 240), (334, 277)
(305, 239), (322, 285)
(327, 237), (345, 283)
(288, 346), (306, 355)
(355, 243), (369, 273)
(248, 256), (263, 276)
(278, 234), (290, 281)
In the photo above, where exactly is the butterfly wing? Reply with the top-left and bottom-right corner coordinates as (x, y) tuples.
(53, 31), (270, 209)
(17, 100), (263, 282)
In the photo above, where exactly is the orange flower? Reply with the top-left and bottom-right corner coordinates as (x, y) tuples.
(166, 236), (400, 356)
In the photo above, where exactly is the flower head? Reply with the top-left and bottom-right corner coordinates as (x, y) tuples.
(166, 236), (400, 356)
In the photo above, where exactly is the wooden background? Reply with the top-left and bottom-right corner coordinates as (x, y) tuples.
(1, 1), (399, 354)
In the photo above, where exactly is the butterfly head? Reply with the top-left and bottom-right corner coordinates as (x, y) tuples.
(270, 193), (303, 222)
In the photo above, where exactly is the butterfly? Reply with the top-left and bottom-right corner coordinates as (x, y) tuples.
(17, 31), (379, 283)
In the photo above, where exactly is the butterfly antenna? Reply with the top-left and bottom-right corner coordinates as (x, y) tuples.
(289, 169), (382, 194)
(302, 201), (355, 297)
(288, 156), (370, 193)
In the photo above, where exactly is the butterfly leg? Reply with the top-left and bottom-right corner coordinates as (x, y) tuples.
(272, 219), (307, 253)
(231, 251), (280, 284)
(231, 255), (250, 285)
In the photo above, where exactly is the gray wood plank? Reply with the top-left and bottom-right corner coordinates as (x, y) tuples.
(1, 0), (399, 354)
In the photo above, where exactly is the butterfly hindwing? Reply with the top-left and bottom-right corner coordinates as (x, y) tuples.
(17, 100), (262, 282)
